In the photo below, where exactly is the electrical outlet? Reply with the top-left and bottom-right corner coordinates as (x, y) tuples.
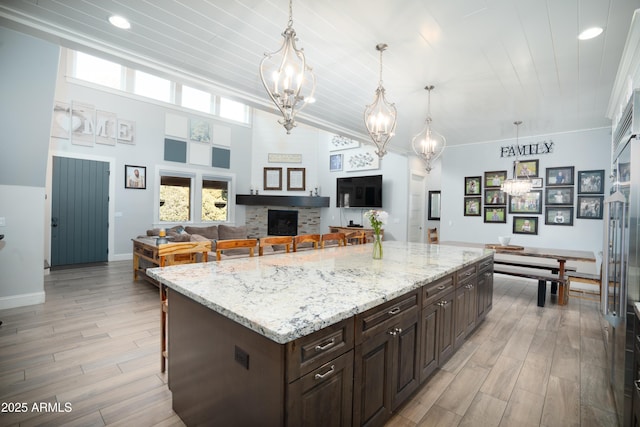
(234, 345), (249, 370)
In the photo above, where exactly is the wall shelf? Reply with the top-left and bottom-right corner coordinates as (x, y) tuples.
(236, 194), (330, 208)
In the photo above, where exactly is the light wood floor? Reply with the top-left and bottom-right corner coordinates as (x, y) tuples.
(0, 262), (616, 426)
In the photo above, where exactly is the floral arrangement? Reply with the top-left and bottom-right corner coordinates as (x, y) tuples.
(364, 210), (388, 236)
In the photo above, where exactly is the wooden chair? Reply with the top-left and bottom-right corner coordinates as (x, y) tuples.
(345, 230), (365, 245)
(293, 234), (320, 251)
(215, 239), (257, 260)
(259, 236), (293, 256)
(321, 232), (347, 248)
(158, 240), (211, 373)
(427, 227), (439, 244)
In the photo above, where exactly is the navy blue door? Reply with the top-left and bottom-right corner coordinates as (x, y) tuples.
(51, 157), (109, 266)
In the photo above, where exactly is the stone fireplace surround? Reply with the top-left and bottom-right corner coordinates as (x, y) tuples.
(244, 206), (322, 238)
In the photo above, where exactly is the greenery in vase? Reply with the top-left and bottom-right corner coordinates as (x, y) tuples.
(364, 210), (388, 236)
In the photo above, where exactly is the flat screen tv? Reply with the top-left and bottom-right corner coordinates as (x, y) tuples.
(336, 174), (383, 208)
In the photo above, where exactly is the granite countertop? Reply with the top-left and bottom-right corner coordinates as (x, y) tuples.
(148, 241), (493, 344)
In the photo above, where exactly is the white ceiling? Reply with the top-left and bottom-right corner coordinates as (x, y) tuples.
(1, 0), (639, 154)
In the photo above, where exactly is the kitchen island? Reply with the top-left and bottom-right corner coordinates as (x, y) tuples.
(148, 241), (494, 427)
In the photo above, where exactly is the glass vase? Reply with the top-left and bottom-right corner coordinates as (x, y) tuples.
(372, 233), (383, 259)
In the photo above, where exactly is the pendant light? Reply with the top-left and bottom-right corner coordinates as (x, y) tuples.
(259, 0), (316, 134)
(411, 85), (446, 173)
(501, 121), (533, 196)
(364, 43), (397, 158)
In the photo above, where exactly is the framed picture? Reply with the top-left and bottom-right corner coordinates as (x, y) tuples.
(343, 146), (379, 172)
(513, 216), (538, 235)
(189, 118), (211, 142)
(287, 167), (306, 191)
(429, 191), (441, 220)
(545, 207), (574, 226)
(531, 177), (543, 188)
(464, 197), (482, 216)
(465, 176), (482, 196)
(484, 206), (506, 223)
(545, 186), (574, 205)
(329, 135), (360, 151)
(508, 190), (542, 214)
(125, 165), (146, 189)
(516, 159), (539, 178)
(578, 170), (604, 194)
(263, 167), (282, 190)
(484, 170), (507, 188)
(485, 189), (506, 205)
(577, 196), (604, 219)
(329, 153), (343, 172)
(546, 166), (575, 186)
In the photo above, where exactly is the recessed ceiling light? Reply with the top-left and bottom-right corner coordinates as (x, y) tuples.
(578, 27), (603, 40)
(108, 15), (131, 30)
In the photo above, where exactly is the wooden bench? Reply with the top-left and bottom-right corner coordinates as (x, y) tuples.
(493, 264), (569, 307)
(567, 271), (601, 300)
(494, 259), (575, 294)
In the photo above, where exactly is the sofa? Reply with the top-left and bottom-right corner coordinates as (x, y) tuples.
(144, 224), (261, 257)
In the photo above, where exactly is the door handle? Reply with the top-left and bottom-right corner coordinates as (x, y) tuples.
(51, 217), (58, 227)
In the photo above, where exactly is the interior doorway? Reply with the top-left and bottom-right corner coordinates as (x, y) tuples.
(50, 156), (110, 267)
(408, 171), (426, 243)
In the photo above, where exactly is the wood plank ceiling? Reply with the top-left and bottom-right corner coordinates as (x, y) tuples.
(1, 0), (638, 152)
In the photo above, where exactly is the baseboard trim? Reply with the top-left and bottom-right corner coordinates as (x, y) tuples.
(110, 253), (133, 262)
(0, 291), (46, 310)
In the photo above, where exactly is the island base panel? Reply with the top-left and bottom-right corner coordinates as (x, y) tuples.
(168, 290), (285, 426)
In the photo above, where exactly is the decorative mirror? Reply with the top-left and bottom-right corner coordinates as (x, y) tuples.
(428, 191), (441, 220)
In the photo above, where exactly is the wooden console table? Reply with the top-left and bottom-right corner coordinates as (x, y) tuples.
(328, 226), (382, 244)
(132, 237), (211, 285)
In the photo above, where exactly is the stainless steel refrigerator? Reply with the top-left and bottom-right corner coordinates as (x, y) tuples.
(602, 92), (640, 426)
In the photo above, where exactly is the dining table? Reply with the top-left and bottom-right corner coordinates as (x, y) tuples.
(440, 241), (597, 305)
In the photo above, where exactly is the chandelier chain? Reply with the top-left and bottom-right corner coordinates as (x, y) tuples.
(287, 0), (293, 28)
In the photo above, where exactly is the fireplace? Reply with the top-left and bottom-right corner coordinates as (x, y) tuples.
(268, 210), (298, 236)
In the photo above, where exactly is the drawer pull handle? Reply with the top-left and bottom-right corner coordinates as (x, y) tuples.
(465, 272), (473, 276)
(388, 327), (403, 336)
(315, 338), (336, 352)
(635, 380), (640, 392)
(314, 365), (335, 380)
(440, 300), (448, 307)
(388, 307), (401, 315)
(437, 285), (446, 290)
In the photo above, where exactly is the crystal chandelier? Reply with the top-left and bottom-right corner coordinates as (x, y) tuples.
(501, 121), (533, 196)
(364, 43), (397, 158)
(259, 0), (316, 134)
(411, 85), (446, 173)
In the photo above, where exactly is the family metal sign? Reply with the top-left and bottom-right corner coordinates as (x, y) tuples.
(500, 140), (554, 158)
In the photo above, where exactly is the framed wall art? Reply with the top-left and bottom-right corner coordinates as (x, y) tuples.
(546, 166), (575, 186)
(484, 170), (507, 188)
(485, 189), (506, 205)
(545, 207), (573, 226)
(287, 167), (306, 191)
(263, 167), (282, 190)
(465, 176), (482, 196)
(577, 196), (604, 219)
(343, 146), (379, 172)
(516, 159), (539, 178)
(578, 170), (604, 194)
(545, 186), (574, 205)
(189, 118), (211, 142)
(508, 190), (542, 214)
(513, 216), (538, 235)
(484, 206), (506, 223)
(464, 197), (481, 216)
(429, 191), (441, 220)
(125, 165), (146, 189)
(531, 177), (543, 188)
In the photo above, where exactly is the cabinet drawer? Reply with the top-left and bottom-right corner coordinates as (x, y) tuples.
(286, 317), (354, 381)
(423, 274), (454, 306)
(356, 291), (419, 343)
(456, 264), (477, 286)
(478, 257), (493, 273)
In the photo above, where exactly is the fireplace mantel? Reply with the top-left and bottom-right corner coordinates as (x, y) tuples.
(236, 194), (330, 208)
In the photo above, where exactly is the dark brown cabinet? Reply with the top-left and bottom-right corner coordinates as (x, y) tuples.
(419, 274), (455, 382)
(454, 264), (478, 348)
(353, 291), (420, 427)
(476, 259), (493, 321)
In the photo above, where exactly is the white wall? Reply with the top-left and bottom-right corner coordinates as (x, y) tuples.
(440, 127), (611, 255)
(0, 27), (59, 308)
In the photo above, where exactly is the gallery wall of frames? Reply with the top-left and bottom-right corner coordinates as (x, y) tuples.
(463, 161), (604, 236)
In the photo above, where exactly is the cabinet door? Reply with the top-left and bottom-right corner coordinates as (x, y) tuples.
(353, 330), (393, 427)
(465, 280), (478, 335)
(420, 303), (438, 382)
(439, 291), (455, 364)
(287, 350), (354, 427)
(454, 286), (467, 348)
(477, 273), (487, 320)
(391, 313), (420, 410)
